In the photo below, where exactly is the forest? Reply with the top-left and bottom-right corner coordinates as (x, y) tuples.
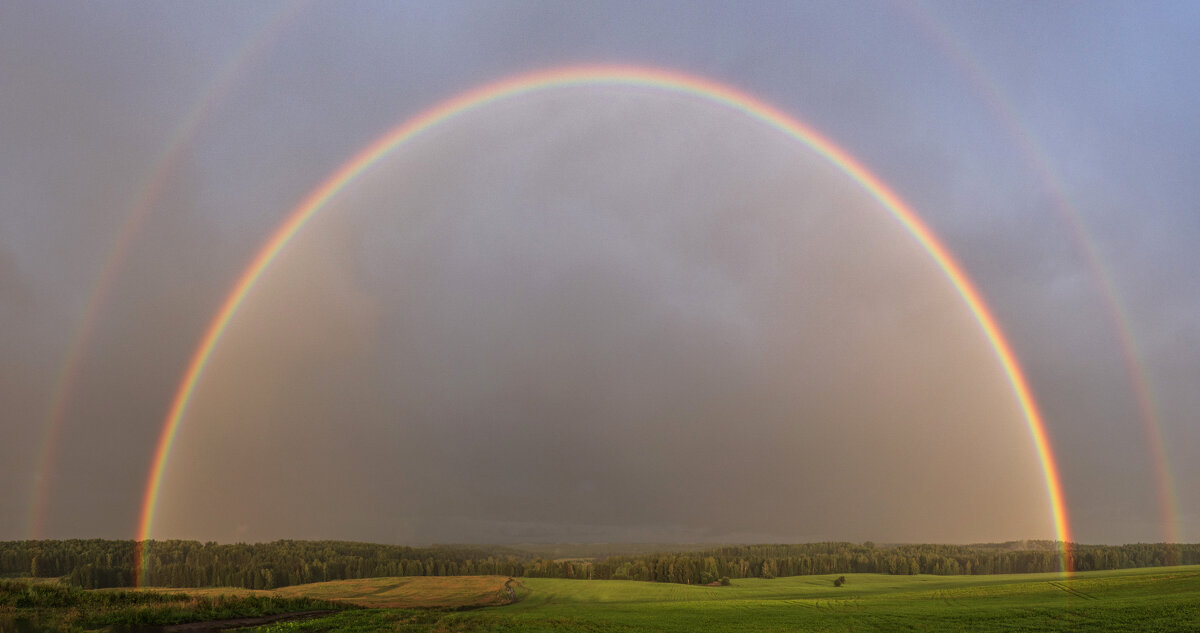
(1, 539), (1196, 590)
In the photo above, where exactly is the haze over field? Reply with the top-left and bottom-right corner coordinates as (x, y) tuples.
(1, 2), (1198, 546)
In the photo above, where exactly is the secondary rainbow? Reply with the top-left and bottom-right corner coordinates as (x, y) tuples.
(135, 65), (1073, 584)
(28, 2), (312, 541)
(902, 3), (1180, 549)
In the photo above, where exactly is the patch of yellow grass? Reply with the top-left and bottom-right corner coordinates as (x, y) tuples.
(274, 575), (512, 608)
(116, 585), (275, 599)
(129, 575), (513, 608)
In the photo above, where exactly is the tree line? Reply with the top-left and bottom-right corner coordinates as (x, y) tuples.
(0, 539), (530, 589)
(1, 539), (1196, 590)
(573, 541), (1200, 584)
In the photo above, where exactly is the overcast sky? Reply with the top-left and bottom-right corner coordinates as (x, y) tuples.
(2, 1), (1197, 546)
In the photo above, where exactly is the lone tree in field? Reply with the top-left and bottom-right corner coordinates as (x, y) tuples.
(833, 576), (846, 587)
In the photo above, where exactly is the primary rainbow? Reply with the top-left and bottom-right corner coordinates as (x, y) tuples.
(135, 65), (1072, 584)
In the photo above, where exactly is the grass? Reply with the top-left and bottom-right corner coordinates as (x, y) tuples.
(236, 566), (1200, 633)
(0, 579), (348, 631)
(7, 567), (1199, 631)
(124, 575), (513, 609)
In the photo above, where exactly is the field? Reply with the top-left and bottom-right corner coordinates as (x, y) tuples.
(0, 580), (345, 632)
(272, 575), (513, 608)
(7, 568), (1199, 631)
(238, 566), (1200, 632)
(128, 575), (512, 609)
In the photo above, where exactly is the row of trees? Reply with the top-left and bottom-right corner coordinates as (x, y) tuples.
(2, 539), (1196, 590)
(0, 540), (529, 589)
(571, 541), (1200, 584)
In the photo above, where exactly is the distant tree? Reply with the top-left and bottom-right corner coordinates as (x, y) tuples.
(833, 576), (846, 587)
(719, 577), (731, 586)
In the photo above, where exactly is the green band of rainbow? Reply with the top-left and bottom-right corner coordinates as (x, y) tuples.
(135, 65), (1071, 584)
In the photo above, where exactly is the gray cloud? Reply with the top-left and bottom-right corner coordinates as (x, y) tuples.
(2, 1), (1197, 545)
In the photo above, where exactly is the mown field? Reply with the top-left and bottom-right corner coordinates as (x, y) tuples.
(240, 566), (1200, 633)
(129, 575), (513, 609)
(273, 575), (513, 608)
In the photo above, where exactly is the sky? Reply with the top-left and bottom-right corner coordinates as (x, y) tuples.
(1, 1), (1197, 547)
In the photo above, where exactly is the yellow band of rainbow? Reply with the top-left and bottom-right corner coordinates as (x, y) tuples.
(135, 65), (1071, 584)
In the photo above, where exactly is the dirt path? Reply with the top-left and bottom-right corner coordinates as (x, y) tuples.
(159, 610), (335, 632)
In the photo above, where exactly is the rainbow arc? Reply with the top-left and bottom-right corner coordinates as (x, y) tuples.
(135, 66), (1072, 585)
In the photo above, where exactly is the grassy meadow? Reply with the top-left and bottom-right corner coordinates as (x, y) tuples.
(0, 579), (346, 631)
(5, 567), (1199, 631)
(237, 566), (1200, 633)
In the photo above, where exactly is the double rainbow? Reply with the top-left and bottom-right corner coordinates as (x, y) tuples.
(135, 66), (1072, 584)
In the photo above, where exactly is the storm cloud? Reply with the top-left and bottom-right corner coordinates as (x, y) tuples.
(2, 1), (1197, 545)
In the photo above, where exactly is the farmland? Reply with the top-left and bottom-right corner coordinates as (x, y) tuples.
(5, 566), (1198, 631)
(239, 565), (1200, 632)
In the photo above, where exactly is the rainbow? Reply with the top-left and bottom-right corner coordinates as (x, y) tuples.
(135, 65), (1072, 584)
(27, 2), (313, 540)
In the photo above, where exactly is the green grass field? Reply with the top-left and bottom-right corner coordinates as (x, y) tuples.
(241, 566), (1200, 633)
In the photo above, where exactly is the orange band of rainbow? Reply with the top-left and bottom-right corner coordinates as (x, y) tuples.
(136, 65), (1071, 584)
